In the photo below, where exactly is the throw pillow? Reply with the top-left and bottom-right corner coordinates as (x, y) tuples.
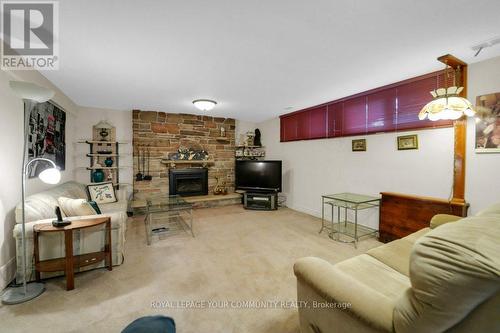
(88, 201), (102, 214)
(58, 197), (99, 217)
(86, 182), (117, 204)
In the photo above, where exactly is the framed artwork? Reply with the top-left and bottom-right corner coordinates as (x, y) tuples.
(352, 139), (366, 151)
(475, 92), (500, 153)
(397, 135), (418, 150)
(27, 100), (66, 178)
(87, 182), (117, 204)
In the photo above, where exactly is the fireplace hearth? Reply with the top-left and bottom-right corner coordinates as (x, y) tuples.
(169, 168), (208, 196)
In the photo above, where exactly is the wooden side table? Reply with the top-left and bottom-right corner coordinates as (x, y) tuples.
(33, 217), (112, 290)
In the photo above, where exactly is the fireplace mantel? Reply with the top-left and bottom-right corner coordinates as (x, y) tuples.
(160, 159), (215, 168)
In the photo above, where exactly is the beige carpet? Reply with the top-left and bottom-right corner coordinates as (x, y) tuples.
(0, 205), (381, 333)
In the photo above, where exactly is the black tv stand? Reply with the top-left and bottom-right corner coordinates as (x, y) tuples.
(243, 192), (278, 211)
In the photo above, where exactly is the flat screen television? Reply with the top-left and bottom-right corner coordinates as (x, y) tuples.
(235, 160), (282, 192)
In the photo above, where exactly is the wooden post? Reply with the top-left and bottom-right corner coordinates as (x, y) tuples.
(437, 54), (468, 205)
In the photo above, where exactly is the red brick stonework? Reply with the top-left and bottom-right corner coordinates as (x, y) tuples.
(132, 110), (236, 196)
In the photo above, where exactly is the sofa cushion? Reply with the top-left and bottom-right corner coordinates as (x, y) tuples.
(393, 216), (500, 333)
(367, 228), (430, 276)
(58, 197), (99, 217)
(15, 181), (88, 223)
(336, 254), (410, 301)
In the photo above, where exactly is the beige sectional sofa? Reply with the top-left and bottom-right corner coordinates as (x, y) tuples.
(294, 203), (500, 333)
(13, 181), (128, 282)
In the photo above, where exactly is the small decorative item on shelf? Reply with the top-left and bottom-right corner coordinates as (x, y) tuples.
(95, 120), (113, 141)
(220, 126), (226, 137)
(254, 128), (262, 146)
(104, 157), (114, 167)
(92, 168), (105, 183)
(246, 131), (255, 146)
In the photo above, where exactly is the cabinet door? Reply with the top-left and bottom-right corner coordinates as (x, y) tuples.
(327, 103), (343, 137)
(343, 96), (367, 136)
(309, 106), (327, 139)
(297, 111), (310, 140)
(397, 76), (438, 130)
(280, 115), (298, 142)
(367, 88), (397, 133)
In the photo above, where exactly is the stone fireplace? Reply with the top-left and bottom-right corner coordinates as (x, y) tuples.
(132, 110), (236, 198)
(169, 168), (208, 196)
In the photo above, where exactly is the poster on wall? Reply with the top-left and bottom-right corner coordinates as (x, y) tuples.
(475, 92), (500, 153)
(28, 100), (66, 178)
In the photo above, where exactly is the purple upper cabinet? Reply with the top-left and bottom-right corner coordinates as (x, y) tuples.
(327, 102), (343, 138)
(308, 106), (327, 139)
(280, 115), (298, 142)
(343, 96), (367, 136)
(296, 111), (311, 140)
(367, 88), (397, 133)
(397, 76), (438, 130)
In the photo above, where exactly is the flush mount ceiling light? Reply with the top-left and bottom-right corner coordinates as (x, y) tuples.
(193, 99), (217, 111)
(418, 61), (475, 121)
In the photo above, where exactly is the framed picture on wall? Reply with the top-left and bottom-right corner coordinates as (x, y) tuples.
(397, 135), (418, 150)
(27, 100), (66, 178)
(475, 92), (500, 153)
(352, 139), (366, 151)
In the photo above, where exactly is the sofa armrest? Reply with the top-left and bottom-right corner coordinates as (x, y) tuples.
(294, 257), (395, 332)
(430, 214), (462, 229)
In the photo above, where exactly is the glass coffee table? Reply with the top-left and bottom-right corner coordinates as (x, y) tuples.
(144, 194), (194, 245)
(319, 193), (380, 248)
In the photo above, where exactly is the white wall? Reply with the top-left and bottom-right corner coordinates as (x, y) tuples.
(259, 55), (500, 224)
(0, 69), (79, 290)
(73, 107), (134, 188)
(259, 118), (454, 227)
(466, 56), (500, 214)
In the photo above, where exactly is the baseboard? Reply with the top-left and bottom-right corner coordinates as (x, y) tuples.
(286, 203), (321, 219)
(0, 257), (16, 291)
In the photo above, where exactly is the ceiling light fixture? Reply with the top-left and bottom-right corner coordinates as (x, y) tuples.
(418, 61), (475, 121)
(193, 99), (217, 111)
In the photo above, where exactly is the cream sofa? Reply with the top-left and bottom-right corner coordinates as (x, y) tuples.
(294, 203), (500, 333)
(13, 181), (127, 283)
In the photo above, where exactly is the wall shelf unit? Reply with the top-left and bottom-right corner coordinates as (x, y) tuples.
(76, 123), (129, 188)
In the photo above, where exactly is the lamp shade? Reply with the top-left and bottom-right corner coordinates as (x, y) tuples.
(193, 99), (217, 111)
(9, 81), (55, 103)
(38, 168), (61, 184)
(419, 86), (475, 121)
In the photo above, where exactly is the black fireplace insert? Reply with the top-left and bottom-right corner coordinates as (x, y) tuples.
(169, 168), (208, 196)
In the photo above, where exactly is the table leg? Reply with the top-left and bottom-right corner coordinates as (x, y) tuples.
(319, 196), (325, 233)
(34, 231), (40, 282)
(145, 213), (151, 245)
(106, 220), (112, 271)
(64, 230), (74, 291)
(190, 208), (194, 237)
(354, 207), (358, 249)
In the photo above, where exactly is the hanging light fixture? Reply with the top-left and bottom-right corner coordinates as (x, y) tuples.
(193, 99), (217, 111)
(418, 63), (475, 121)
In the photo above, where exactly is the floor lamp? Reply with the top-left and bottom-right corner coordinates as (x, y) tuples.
(1, 81), (61, 305)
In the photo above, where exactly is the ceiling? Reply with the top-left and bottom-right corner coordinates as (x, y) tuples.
(43, 0), (500, 122)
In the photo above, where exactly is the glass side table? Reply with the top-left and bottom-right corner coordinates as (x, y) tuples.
(144, 194), (194, 245)
(319, 193), (380, 248)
